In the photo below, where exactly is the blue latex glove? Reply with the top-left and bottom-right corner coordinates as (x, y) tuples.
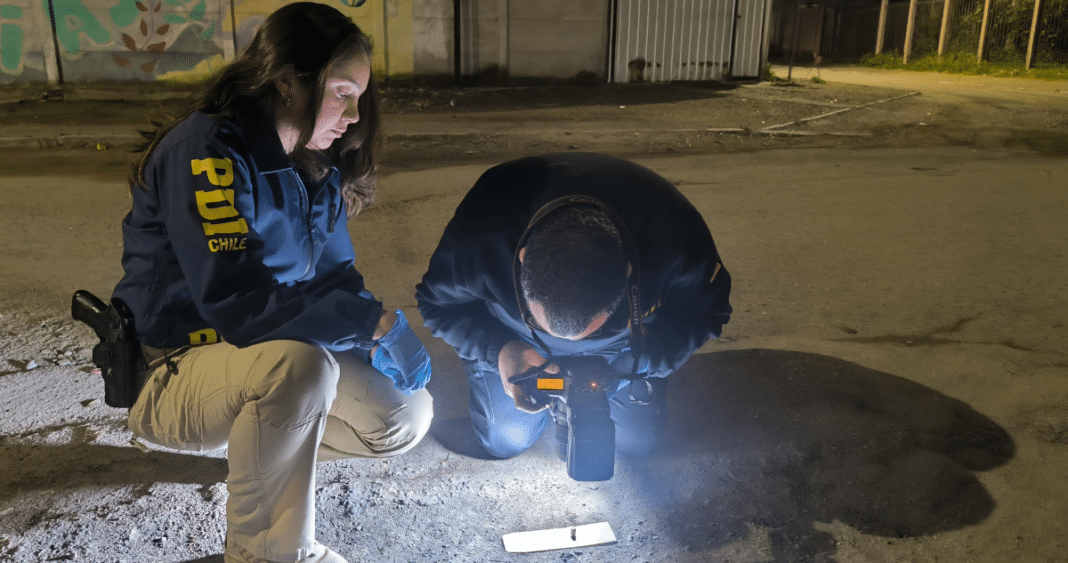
(371, 310), (431, 395)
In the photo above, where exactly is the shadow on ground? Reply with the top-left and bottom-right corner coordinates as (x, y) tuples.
(0, 422), (227, 505)
(0, 348), (1014, 562)
(430, 416), (497, 460)
(619, 349), (1014, 562)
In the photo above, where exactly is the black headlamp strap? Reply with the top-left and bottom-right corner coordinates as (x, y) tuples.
(512, 195), (646, 377)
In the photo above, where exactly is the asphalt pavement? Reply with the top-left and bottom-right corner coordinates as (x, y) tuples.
(2, 65), (1065, 150)
(3, 62), (1068, 563)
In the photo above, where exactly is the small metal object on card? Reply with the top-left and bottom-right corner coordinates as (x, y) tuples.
(502, 522), (616, 553)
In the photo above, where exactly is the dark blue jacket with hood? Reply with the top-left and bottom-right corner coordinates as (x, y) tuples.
(415, 152), (732, 379)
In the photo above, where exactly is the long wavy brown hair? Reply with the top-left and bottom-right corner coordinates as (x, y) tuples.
(129, 2), (381, 216)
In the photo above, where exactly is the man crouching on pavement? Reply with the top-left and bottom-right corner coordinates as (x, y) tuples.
(415, 152), (732, 463)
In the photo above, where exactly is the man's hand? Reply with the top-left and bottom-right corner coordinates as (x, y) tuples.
(498, 340), (558, 413)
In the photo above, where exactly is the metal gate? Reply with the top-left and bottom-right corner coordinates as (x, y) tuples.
(610, 0), (769, 82)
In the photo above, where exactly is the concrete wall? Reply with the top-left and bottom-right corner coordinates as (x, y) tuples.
(414, 0), (608, 80)
(456, 0), (503, 77)
(0, 0), (418, 84)
(1, 0), (738, 84)
(411, 0), (452, 76)
(509, 0), (608, 78)
(1, 0), (54, 80)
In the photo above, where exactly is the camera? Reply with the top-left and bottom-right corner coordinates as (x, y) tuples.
(511, 355), (617, 481)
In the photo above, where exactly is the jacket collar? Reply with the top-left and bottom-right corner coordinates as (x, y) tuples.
(237, 109), (293, 175)
(236, 108), (342, 189)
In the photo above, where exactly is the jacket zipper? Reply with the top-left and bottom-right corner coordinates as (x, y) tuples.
(295, 171), (315, 280)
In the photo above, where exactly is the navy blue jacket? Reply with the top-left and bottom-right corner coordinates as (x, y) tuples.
(415, 153), (732, 378)
(112, 111), (381, 352)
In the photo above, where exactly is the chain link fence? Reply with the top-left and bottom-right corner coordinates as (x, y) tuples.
(941, 0), (986, 56)
(1024, 0), (1068, 66)
(771, 0), (1068, 68)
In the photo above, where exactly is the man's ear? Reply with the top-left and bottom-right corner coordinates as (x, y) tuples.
(518, 247), (526, 264)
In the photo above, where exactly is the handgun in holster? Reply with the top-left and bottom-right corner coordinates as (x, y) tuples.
(71, 290), (145, 409)
(509, 356), (618, 482)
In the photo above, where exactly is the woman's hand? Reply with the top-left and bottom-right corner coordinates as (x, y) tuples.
(370, 309), (397, 361)
(373, 309), (398, 341)
(498, 340), (558, 413)
(370, 309), (431, 395)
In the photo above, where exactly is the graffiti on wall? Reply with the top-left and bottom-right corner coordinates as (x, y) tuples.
(66, 0), (226, 79)
(0, 0), (229, 81)
(110, 0), (220, 73)
(1, 2), (29, 74)
(0, 0), (396, 83)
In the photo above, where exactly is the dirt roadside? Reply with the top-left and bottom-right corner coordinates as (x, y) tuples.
(2, 67), (1068, 563)
(1, 67), (1065, 165)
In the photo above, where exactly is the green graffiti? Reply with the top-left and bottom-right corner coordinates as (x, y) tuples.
(188, 0), (203, 20)
(1, 22), (23, 73)
(1, 4), (23, 73)
(108, 0), (139, 28)
(45, 0), (109, 55)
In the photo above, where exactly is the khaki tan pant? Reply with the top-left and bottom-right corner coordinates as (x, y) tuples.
(127, 340), (433, 562)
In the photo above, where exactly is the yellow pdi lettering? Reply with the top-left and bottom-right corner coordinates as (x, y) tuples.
(196, 189), (249, 236)
(191, 158), (234, 187)
(189, 328), (218, 346)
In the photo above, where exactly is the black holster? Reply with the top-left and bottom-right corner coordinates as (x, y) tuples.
(71, 290), (145, 409)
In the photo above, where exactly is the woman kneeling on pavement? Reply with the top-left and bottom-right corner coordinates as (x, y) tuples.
(111, 3), (433, 562)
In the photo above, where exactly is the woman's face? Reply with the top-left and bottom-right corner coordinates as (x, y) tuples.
(306, 54), (371, 150)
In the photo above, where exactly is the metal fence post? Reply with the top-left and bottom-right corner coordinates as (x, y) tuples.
(382, 0), (391, 80)
(903, 0), (918, 62)
(787, 0), (800, 80)
(498, 0), (509, 76)
(44, 0), (63, 84)
(228, 0), (237, 60)
(875, 0), (888, 54)
(759, 0), (773, 80)
(976, 0), (992, 62)
(1025, 0), (1043, 69)
(937, 0), (953, 58)
(453, 0), (462, 85)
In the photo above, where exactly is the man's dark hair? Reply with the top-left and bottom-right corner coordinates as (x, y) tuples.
(520, 206), (629, 337)
(129, 2), (380, 215)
